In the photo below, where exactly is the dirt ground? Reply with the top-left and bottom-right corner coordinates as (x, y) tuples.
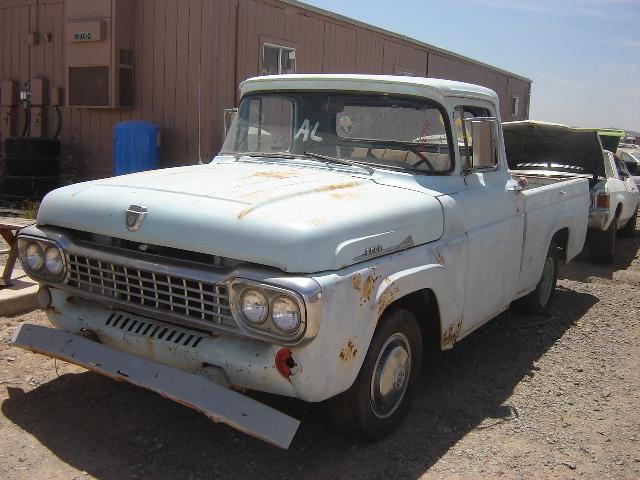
(0, 235), (638, 480)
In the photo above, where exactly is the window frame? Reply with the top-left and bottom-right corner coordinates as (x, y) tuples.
(225, 91), (457, 176)
(260, 38), (297, 76)
(511, 96), (520, 117)
(393, 65), (414, 77)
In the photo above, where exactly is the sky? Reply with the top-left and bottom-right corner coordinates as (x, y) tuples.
(303, 0), (640, 132)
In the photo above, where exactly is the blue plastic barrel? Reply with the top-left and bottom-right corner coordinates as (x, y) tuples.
(113, 120), (161, 175)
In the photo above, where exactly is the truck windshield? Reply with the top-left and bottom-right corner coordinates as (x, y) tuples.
(221, 92), (453, 173)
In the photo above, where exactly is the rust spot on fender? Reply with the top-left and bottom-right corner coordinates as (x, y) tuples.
(378, 282), (400, 315)
(339, 340), (358, 361)
(361, 274), (377, 303)
(352, 273), (362, 290)
(237, 206), (253, 220)
(442, 318), (463, 347)
(251, 171), (299, 180)
(435, 251), (445, 265)
(315, 181), (361, 194)
(330, 190), (359, 201)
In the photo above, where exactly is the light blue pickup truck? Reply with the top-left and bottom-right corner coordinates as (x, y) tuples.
(13, 74), (589, 448)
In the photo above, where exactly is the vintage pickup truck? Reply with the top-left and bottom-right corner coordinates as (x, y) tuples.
(503, 122), (639, 263)
(13, 75), (590, 448)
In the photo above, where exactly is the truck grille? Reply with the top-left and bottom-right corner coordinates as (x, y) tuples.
(66, 253), (235, 327)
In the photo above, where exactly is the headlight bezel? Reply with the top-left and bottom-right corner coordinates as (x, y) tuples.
(17, 235), (67, 282)
(230, 279), (306, 342)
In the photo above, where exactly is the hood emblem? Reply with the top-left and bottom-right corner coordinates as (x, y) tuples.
(125, 205), (148, 231)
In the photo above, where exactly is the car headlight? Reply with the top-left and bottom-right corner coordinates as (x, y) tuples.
(230, 280), (307, 342)
(18, 236), (66, 281)
(44, 246), (64, 275)
(271, 296), (301, 333)
(24, 242), (44, 271)
(239, 289), (269, 325)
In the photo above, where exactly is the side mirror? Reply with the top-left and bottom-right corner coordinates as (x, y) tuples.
(462, 117), (498, 170)
(223, 108), (238, 138)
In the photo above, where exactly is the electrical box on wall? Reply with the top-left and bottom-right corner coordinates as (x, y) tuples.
(65, 0), (135, 109)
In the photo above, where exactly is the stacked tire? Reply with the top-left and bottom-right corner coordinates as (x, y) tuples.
(2, 137), (60, 199)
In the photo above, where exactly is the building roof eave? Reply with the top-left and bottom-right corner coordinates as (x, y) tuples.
(278, 0), (532, 84)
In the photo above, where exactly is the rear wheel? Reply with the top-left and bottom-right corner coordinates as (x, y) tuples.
(330, 308), (422, 440)
(591, 219), (616, 264)
(515, 241), (559, 314)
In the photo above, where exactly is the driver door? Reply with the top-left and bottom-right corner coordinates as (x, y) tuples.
(457, 107), (525, 333)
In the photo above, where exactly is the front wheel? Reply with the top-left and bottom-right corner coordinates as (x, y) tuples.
(620, 206), (637, 238)
(514, 241), (559, 314)
(591, 219), (616, 264)
(329, 308), (422, 440)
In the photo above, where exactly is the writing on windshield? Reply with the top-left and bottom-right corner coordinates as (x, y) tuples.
(221, 92), (453, 173)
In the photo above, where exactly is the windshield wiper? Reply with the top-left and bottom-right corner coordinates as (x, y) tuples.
(223, 151), (303, 159)
(303, 151), (375, 175)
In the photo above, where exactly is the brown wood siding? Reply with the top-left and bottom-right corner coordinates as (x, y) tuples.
(506, 77), (530, 121)
(0, 0), (529, 178)
(354, 30), (383, 74)
(382, 40), (427, 77)
(322, 22), (356, 73)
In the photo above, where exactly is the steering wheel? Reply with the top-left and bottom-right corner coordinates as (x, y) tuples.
(408, 148), (435, 170)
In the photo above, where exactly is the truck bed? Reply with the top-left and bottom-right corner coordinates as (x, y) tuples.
(516, 175), (590, 296)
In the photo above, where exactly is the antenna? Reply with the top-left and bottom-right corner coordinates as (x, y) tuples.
(198, 61), (203, 165)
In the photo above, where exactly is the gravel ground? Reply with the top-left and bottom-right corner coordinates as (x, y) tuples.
(0, 235), (638, 479)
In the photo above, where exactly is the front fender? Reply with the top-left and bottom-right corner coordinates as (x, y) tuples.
(374, 264), (462, 349)
(291, 238), (467, 402)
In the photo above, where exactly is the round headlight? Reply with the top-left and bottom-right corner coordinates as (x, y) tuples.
(240, 289), (269, 325)
(271, 296), (301, 333)
(44, 247), (64, 276)
(24, 243), (44, 271)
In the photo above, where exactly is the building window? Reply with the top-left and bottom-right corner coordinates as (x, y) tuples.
(511, 96), (520, 117)
(394, 66), (414, 77)
(262, 44), (296, 75)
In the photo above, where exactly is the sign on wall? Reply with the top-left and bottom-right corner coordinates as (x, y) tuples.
(68, 21), (103, 43)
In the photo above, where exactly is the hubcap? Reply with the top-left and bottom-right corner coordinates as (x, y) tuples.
(370, 333), (411, 419)
(538, 255), (555, 307)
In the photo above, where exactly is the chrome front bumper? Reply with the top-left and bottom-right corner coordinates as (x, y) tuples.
(11, 323), (300, 449)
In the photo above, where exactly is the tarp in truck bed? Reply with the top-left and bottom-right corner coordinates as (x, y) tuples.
(503, 121), (605, 179)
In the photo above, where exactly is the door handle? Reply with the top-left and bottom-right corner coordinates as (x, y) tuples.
(507, 184), (523, 193)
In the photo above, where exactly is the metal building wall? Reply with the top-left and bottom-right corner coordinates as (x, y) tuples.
(0, 0), (531, 179)
(0, 0), (238, 178)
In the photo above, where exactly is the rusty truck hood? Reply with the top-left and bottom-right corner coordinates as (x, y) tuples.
(36, 159), (444, 273)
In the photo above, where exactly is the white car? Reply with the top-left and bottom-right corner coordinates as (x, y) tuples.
(588, 150), (639, 263)
(618, 148), (640, 188)
(503, 121), (639, 264)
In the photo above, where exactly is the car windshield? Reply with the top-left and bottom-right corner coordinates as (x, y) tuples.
(220, 92), (453, 173)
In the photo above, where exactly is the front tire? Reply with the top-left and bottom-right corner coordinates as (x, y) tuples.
(591, 218), (617, 264)
(620, 206), (637, 238)
(515, 241), (559, 314)
(330, 308), (422, 440)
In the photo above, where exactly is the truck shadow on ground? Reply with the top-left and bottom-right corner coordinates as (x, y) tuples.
(560, 233), (640, 282)
(2, 288), (597, 480)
